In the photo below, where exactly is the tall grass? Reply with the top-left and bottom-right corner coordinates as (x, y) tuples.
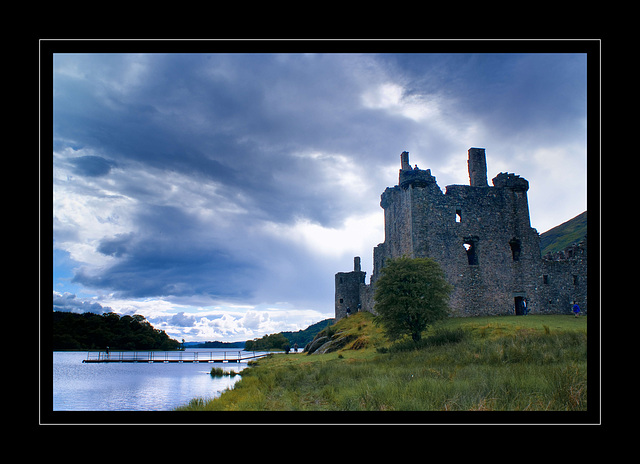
(176, 314), (587, 411)
(319, 331), (586, 411)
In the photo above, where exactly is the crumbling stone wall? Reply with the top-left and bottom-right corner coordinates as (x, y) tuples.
(335, 148), (587, 319)
(539, 236), (588, 314)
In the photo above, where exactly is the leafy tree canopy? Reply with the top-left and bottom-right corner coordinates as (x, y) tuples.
(52, 311), (181, 351)
(374, 256), (453, 343)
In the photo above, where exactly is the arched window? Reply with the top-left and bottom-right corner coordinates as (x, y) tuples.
(463, 236), (479, 265)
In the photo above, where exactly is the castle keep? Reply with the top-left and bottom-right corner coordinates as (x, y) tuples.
(335, 149), (587, 319)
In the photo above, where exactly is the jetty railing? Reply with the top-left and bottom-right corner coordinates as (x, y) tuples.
(83, 350), (273, 363)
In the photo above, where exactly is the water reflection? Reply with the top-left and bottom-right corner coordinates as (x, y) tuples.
(53, 349), (252, 411)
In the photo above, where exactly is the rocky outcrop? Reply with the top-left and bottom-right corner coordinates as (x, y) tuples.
(304, 336), (329, 354)
(304, 331), (356, 355)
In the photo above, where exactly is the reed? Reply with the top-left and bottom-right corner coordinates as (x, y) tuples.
(210, 367), (239, 377)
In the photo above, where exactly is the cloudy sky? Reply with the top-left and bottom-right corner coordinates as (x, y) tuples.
(51, 46), (589, 342)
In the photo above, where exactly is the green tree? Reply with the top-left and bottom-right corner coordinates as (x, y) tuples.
(374, 256), (452, 343)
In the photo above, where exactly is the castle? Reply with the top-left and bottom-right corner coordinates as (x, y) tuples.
(335, 148), (587, 319)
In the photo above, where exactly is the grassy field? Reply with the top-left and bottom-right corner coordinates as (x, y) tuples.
(176, 312), (587, 412)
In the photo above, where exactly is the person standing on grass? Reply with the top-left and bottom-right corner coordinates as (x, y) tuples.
(572, 302), (581, 318)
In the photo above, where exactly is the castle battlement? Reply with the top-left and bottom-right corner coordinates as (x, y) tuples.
(492, 172), (530, 191)
(398, 151), (437, 189)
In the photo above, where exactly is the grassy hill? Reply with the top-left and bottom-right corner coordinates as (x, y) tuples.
(539, 211), (587, 255)
(177, 311), (587, 412)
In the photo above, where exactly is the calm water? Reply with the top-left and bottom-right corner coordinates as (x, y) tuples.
(53, 349), (258, 411)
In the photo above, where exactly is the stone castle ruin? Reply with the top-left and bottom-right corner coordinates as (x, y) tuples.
(335, 148), (587, 319)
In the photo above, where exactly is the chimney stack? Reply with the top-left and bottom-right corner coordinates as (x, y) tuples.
(468, 148), (488, 187)
(400, 151), (411, 171)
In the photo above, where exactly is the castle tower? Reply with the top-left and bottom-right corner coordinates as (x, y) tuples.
(334, 257), (366, 319)
(372, 148), (540, 317)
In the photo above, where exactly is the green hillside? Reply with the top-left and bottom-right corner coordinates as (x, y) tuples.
(178, 312), (587, 411)
(539, 211), (587, 256)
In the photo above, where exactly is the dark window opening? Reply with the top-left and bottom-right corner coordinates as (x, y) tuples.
(543, 275), (549, 285)
(339, 298), (343, 304)
(463, 237), (479, 265)
(455, 208), (462, 223)
(573, 275), (579, 285)
(509, 238), (521, 261)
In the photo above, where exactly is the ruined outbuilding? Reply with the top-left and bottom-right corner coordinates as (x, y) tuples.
(335, 149), (587, 319)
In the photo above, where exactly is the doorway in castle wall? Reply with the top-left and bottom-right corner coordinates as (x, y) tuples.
(514, 296), (526, 315)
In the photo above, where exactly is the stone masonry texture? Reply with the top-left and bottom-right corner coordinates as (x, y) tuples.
(335, 148), (587, 319)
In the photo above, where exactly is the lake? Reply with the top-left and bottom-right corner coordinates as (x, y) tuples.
(52, 349), (263, 411)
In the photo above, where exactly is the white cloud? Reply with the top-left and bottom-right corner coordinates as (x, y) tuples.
(53, 150), (136, 267)
(173, 307), (331, 342)
(526, 143), (588, 233)
(293, 151), (370, 196)
(361, 82), (405, 110)
(260, 212), (382, 261)
(64, 291), (334, 343)
(361, 82), (443, 124)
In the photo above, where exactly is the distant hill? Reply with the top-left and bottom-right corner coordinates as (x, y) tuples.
(539, 211), (587, 256)
(243, 318), (336, 351)
(189, 340), (246, 348)
(281, 318), (335, 347)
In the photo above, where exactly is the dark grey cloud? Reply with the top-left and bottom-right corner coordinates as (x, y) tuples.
(97, 233), (133, 258)
(76, 231), (259, 300)
(70, 155), (116, 177)
(53, 54), (408, 226)
(169, 312), (196, 327)
(379, 53), (587, 143)
(53, 291), (113, 314)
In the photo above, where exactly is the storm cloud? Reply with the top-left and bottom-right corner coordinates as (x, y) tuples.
(51, 46), (591, 341)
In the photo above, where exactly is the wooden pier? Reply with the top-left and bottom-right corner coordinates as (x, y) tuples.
(82, 350), (272, 363)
